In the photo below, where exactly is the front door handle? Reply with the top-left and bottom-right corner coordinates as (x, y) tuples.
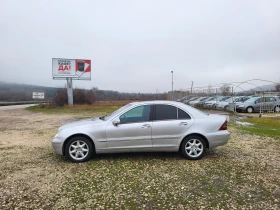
(179, 122), (188, 126)
(142, 124), (151, 128)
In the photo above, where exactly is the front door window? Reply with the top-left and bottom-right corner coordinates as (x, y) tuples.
(119, 105), (151, 123)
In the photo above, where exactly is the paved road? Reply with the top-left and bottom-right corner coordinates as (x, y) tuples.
(0, 104), (37, 111)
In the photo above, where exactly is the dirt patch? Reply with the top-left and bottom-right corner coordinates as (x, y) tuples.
(1, 108), (280, 209)
(0, 109), (101, 209)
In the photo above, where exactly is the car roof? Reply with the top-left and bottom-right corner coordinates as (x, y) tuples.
(129, 100), (183, 105)
(128, 101), (208, 118)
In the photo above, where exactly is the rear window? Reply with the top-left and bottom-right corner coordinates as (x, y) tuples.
(178, 108), (191, 119)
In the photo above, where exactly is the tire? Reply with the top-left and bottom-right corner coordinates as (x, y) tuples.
(224, 105), (229, 111)
(65, 136), (94, 163)
(246, 106), (254, 113)
(180, 135), (206, 160)
(275, 106), (280, 113)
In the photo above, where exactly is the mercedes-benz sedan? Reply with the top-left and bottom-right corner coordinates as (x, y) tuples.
(52, 101), (230, 162)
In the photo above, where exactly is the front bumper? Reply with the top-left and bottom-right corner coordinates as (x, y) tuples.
(216, 106), (224, 110)
(205, 104), (215, 109)
(52, 137), (64, 155)
(236, 106), (246, 112)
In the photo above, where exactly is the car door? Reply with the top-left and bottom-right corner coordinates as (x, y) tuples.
(254, 98), (263, 111)
(106, 105), (152, 150)
(151, 104), (194, 148)
(266, 97), (276, 110)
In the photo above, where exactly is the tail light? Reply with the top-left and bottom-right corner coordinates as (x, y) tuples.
(219, 120), (227, 130)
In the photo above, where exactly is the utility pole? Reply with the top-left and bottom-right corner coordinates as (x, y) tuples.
(156, 89), (158, 100)
(191, 81), (193, 94)
(171, 71), (174, 100)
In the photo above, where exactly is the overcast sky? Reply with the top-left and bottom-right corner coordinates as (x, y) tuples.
(0, 0), (280, 93)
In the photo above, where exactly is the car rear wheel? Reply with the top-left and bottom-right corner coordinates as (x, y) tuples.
(224, 105), (229, 111)
(65, 136), (94, 163)
(246, 106), (253, 113)
(275, 106), (280, 113)
(181, 135), (206, 160)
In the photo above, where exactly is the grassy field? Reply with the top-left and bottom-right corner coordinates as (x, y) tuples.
(1, 104), (280, 209)
(26, 101), (131, 116)
(233, 117), (280, 139)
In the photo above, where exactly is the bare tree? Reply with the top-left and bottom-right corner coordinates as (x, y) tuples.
(207, 85), (213, 96)
(220, 84), (231, 96)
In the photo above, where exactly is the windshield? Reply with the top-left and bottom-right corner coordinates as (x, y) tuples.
(189, 97), (198, 101)
(213, 96), (224, 101)
(245, 97), (258, 103)
(220, 97), (230, 101)
(224, 98), (233, 102)
(206, 97), (214, 101)
(102, 104), (132, 121)
(200, 97), (208, 101)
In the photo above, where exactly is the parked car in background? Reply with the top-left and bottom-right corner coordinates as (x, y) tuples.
(183, 97), (199, 104)
(189, 97), (208, 106)
(52, 101), (230, 162)
(204, 96), (231, 109)
(177, 96), (191, 102)
(216, 96), (251, 111)
(216, 97), (234, 111)
(196, 97), (216, 108)
(236, 96), (280, 113)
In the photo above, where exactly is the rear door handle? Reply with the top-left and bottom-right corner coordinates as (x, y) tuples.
(142, 124), (151, 128)
(179, 122), (188, 126)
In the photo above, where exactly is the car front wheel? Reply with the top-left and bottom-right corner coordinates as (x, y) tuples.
(181, 135), (206, 160)
(65, 136), (94, 162)
(224, 105), (229, 111)
(246, 106), (254, 113)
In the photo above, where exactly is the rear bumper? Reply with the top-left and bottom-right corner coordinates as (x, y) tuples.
(205, 130), (230, 149)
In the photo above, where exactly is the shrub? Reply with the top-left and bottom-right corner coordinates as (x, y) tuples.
(53, 88), (96, 106)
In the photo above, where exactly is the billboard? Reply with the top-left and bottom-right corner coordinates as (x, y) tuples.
(33, 92), (45, 99)
(52, 58), (91, 80)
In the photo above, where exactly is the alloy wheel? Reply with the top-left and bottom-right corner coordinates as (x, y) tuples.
(185, 139), (203, 158)
(69, 140), (89, 160)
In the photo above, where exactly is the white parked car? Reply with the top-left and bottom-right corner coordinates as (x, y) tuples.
(52, 101), (230, 162)
(188, 97), (208, 106)
(204, 96), (229, 109)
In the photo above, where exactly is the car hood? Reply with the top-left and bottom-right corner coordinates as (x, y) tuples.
(58, 118), (102, 131)
(205, 100), (218, 104)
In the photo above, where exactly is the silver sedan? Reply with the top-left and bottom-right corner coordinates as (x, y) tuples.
(52, 101), (230, 162)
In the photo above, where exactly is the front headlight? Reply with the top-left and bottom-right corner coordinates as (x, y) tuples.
(238, 105), (244, 107)
(54, 132), (59, 138)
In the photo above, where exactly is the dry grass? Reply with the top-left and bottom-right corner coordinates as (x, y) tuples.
(0, 108), (280, 209)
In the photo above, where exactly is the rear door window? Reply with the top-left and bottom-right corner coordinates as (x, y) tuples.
(155, 105), (177, 120)
(154, 105), (191, 120)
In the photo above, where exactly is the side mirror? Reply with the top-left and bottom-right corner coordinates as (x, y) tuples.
(112, 120), (120, 126)
(254, 101), (257, 104)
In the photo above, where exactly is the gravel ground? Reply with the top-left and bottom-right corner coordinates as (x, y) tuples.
(0, 109), (280, 209)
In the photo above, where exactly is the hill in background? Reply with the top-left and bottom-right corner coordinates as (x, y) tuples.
(0, 81), (166, 102)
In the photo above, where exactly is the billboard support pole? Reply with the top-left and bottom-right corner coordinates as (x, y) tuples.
(67, 78), (73, 106)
